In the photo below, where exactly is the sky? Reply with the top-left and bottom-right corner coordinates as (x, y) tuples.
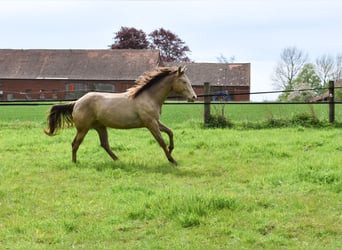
(0, 0), (341, 101)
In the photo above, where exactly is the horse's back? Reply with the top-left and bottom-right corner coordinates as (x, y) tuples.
(73, 92), (142, 129)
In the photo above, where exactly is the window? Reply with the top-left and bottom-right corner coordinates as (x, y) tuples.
(40, 89), (45, 99)
(52, 89), (59, 100)
(95, 83), (115, 92)
(65, 83), (88, 100)
(25, 89), (32, 100)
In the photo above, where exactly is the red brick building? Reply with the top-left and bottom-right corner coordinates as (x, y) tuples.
(0, 49), (250, 101)
(179, 62), (250, 101)
(0, 49), (161, 101)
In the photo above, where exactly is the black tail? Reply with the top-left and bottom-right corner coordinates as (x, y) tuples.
(44, 103), (75, 136)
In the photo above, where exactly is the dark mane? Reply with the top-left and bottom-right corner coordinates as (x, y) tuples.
(128, 67), (177, 99)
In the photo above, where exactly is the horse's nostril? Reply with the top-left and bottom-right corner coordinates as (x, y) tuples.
(187, 96), (196, 102)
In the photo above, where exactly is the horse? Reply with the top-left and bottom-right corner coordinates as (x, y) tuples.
(44, 66), (197, 165)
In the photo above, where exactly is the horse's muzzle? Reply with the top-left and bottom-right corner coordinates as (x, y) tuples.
(187, 95), (197, 102)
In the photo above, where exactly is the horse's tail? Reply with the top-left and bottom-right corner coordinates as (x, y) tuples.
(44, 103), (75, 136)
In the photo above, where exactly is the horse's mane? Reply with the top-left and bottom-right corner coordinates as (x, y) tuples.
(128, 67), (177, 99)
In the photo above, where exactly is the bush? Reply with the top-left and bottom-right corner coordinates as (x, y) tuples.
(264, 117), (290, 128)
(204, 111), (339, 129)
(204, 114), (233, 128)
(290, 112), (321, 127)
(263, 113), (322, 128)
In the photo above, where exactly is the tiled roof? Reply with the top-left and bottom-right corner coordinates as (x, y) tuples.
(168, 62), (250, 86)
(0, 49), (161, 80)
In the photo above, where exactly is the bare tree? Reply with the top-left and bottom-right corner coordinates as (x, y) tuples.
(333, 54), (342, 81)
(217, 54), (235, 63)
(315, 53), (342, 83)
(315, 54), (335, 87)
(273, 46), (308, 91)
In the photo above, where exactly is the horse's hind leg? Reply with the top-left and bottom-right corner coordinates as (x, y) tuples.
(95, 126), (118, 161)
(71, 129), (88, 163)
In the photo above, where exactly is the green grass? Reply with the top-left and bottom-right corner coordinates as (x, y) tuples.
(0, 103), (342, 249)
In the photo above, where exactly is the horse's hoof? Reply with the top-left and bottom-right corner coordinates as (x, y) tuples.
(169, 159), (178, 166)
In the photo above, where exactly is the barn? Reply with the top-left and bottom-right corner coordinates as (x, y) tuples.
(180, 62), (250, 101)
(0, 49), (161, 101)
(0, 49), (250, 101)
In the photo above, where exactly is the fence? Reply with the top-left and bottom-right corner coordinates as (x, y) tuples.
(0, 82), (342, 123)
(202, 80), (339, 125)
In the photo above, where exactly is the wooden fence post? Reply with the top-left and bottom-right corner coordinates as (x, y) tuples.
(329, 80), (335, 123)
(204, 82), (211, 125)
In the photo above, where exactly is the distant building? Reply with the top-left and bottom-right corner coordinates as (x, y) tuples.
(0, 49), (250, 101)
(180, 63), (250, 101)
(311, 80), (342, 102)
(0, 49), (161, 101)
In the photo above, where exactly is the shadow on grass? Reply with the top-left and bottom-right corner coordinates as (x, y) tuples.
(75, 158), (204, 178)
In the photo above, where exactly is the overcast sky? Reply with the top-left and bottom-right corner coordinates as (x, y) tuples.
(1, 0), (341, 100)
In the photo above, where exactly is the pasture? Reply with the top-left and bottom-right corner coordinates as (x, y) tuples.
(0, 103), (342, 249)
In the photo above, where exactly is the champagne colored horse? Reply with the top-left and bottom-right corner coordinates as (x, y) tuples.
(44, 66), (197, 165)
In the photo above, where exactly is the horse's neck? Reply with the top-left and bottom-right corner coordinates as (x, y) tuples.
(144, 76), (173, 106)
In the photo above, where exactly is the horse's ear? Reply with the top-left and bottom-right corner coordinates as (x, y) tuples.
(177, 66), (186, 75)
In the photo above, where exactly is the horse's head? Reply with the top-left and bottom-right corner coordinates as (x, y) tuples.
(172, 66), (197, 102)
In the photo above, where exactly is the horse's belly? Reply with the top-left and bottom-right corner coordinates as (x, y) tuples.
(98, 107), (143, 129)
(103, 115), (142, 129)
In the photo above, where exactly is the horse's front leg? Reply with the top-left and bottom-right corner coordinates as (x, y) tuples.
(147, 120), (178, 165)
(158, 121), (174, 154)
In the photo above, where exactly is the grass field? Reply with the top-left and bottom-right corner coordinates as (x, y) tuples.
(0, 103), (342, 249)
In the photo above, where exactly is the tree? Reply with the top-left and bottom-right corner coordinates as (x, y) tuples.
(315, 54), (335, 87)
(333, 54), (342, 81)
(149, 28), (191, 62)
(293, 63), (321, 90)
(110, 27), (149, 49)
(332, 54), (342, 101)
(287, 63), (321, 101)
(110, 27), (191, 62)
(315, 54), (342, 100)
(273, 47), (308, 89)
(217, 54), (235, 63)
(273, 47), (308, 101)
(287, 82), (316, 102)
(274, 47), (342, 101)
